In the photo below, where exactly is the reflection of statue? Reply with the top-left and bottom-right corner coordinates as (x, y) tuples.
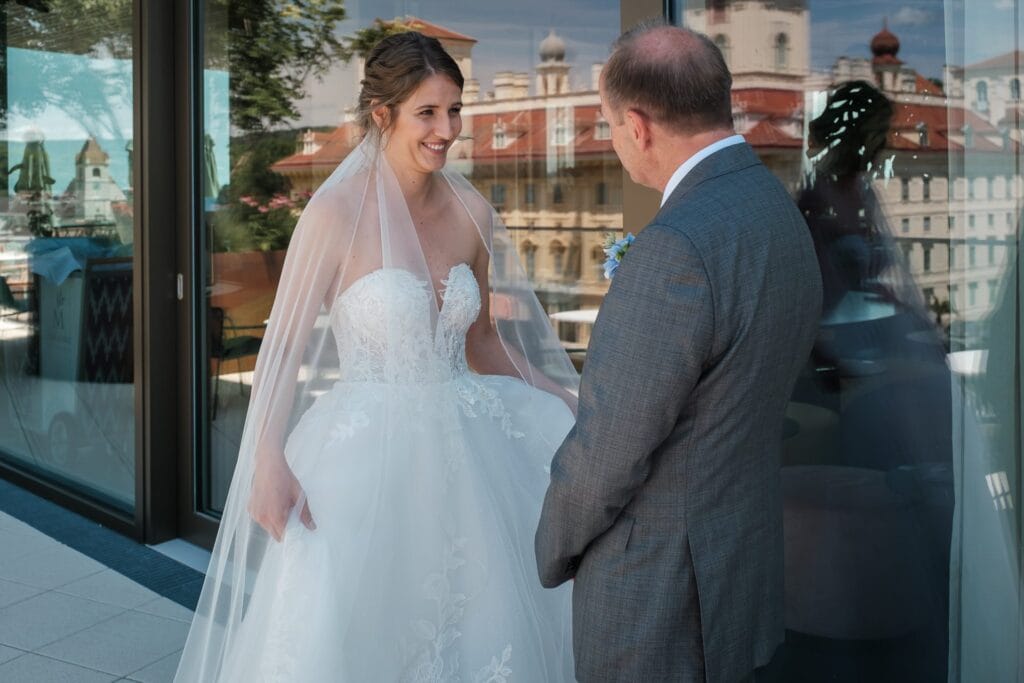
(10, 139), (56, 237)
(782, 81), (953, 682)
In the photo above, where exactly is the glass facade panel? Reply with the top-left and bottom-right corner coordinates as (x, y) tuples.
(673, 0), (1023, 679)
(196, 1), (621, 513)
(0, 1), (135, 511)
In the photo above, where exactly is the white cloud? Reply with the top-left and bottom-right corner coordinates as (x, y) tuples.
(891, 7), (938, 26)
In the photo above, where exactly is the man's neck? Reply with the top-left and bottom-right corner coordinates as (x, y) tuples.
(653, 129), (736, 193)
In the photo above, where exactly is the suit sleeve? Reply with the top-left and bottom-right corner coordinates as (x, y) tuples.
(535, 222), (715, 587)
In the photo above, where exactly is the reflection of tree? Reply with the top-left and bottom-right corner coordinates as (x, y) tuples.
(338, 17), (416, 61)
(204, 0), (347, 134)
(2, 1), (133, 138)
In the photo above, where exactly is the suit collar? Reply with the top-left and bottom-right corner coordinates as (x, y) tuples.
(659, 142), (763, 212)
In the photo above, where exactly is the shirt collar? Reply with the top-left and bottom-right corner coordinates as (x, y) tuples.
(660, 134), (747, 207)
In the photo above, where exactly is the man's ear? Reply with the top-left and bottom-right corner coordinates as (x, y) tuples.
(625, 108), (652, 151)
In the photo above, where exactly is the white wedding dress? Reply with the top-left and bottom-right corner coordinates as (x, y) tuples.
(214, 262), (576, 682)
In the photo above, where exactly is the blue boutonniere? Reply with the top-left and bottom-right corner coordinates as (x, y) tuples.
(603, 232), (635, 280)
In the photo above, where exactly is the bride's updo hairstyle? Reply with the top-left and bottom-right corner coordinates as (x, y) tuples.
(357, 31), (465, 142)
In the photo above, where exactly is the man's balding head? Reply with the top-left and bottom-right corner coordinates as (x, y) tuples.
(602, 20), (733, 135)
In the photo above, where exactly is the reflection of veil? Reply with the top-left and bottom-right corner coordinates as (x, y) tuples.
(175, 139), (578, 680)
(801, 81), (928, 319)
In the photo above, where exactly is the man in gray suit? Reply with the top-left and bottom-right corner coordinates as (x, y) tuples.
(535, 22), (822, 683)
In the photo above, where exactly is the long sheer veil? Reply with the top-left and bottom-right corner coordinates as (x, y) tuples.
(175, 138), (578, 681)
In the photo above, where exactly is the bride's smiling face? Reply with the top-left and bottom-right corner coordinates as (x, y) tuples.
(378, 74), (463, 176)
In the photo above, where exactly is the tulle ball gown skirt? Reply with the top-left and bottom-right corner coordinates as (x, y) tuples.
(213, 374), (576, 682)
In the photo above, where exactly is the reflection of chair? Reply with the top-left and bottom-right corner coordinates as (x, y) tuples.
(208, 306), (261, 419)
(0, 276), (28, 318)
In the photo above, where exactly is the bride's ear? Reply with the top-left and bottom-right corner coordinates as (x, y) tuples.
(371, 102), (391, 132)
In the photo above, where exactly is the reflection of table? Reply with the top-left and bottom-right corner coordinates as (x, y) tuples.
(947, 349), (987, 376)
(820, 291), (896, 326)
(549, 309), (599, 325)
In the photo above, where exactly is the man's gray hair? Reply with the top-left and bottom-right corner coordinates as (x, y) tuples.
(603, 19), (733, 134)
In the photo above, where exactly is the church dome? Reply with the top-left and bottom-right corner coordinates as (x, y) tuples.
(870, 21), (900, 59)
(539, 29), (566, 62)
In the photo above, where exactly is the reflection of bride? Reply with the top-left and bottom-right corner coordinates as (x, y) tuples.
(175, 32), (578, 682)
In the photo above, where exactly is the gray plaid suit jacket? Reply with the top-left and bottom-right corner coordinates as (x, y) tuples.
(535, 142), (822, 683)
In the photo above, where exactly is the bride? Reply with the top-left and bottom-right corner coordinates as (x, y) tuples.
(175, 31), (579, 682)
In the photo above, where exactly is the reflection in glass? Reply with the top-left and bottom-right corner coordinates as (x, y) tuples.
(0, 1), (135, 510)
(197, 3), (620, 513)
(669, 0), (1016, 678)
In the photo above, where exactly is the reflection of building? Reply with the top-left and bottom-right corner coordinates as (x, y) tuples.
(62, 138), (127, 224)
(953, 51), (1024, 127)
(683, 0), (810, 87)
(272, 16), (1022, 336)
(834, 26), (1021, 324)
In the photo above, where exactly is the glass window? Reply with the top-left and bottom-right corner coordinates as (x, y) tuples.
(774, 33), (788, 70)
(714, 33), (730, 65)
(0, 1), (136, 512)
(193, 3), (622, 513)
(672, 1), (1024, 679)
(491, 183), (507, 207)
(595, 181), (608, 205)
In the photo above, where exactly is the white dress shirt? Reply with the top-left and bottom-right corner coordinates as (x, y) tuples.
(660, 134), (746, 207)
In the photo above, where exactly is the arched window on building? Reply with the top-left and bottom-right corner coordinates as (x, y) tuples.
(1011, 77), (1021, 101)
(91, 167), (101, 178)
(774, 33), (788, 70)
(976, 81), (989, 111)
(493, 124), (507, 150)
(521, 240), (537, 279)
(714, 34), (730, 65)
(550, 240), (566, 276)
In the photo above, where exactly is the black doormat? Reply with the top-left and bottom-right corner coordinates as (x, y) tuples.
(0, 478), (203, 610)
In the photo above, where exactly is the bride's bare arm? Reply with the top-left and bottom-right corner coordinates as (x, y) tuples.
(464, 248), (578, 416)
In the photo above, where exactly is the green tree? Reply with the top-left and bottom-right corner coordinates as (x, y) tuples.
(205, 0), (347, 134)
(338, 16), (415, 61)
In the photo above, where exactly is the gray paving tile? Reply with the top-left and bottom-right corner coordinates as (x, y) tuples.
(0, 577), (44, 609)
(134, 596), (194, 623)
(0, 652), (116, 682)
(0, 527), (56, 559)
(0, 543), (106, 589)
(0, 591), (123, 650)
(0, 644), (25, 665)
(56, 569), (161, 610)
(124, 649), (181, 683)
(38, 610), (189, 677)
(0, 514), (38, 536)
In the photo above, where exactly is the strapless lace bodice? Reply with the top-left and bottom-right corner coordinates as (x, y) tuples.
(330, 263), (480, 384)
